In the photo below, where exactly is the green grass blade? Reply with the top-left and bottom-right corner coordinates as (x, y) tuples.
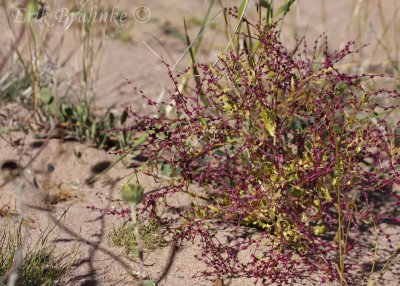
(183, 19), (210, 106)
(194, 0), (216, 53)
(235, 0), (249, 52)
(172, 0), (219, 71)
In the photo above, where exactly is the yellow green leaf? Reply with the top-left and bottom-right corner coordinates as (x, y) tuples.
(208, 205), (220, 212)
(314, 225), (327, 235)
(260, 109), (276, 137)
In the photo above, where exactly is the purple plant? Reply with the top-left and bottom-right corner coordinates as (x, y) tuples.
(116, 18), (399, 284)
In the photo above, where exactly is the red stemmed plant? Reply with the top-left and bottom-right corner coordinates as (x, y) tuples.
(108, 16), (400, 285)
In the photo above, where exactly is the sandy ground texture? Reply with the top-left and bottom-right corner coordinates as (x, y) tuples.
(1, 1), (400, 285)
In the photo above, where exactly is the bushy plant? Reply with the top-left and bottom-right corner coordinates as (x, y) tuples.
(0, 227), (72, 286)
(119, 17), (399, 284)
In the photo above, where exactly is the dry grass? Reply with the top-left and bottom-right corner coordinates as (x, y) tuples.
(41, 179), (77, 206)
(0, 203), (17, 218)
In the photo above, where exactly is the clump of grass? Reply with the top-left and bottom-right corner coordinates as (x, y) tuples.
(0, 227), (73, 286)
(109, 219), (167, 255)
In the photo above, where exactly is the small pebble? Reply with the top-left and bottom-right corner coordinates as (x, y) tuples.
(47, 163), (55, 173)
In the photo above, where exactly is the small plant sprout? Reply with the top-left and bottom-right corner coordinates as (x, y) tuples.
(121, 181), (155, 286)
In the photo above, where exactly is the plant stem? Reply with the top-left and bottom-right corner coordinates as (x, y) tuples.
(130, 203), (145, 285)
(331, 112), (344, 284)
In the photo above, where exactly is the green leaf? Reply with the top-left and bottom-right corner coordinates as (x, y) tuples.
(158, 105), (166, 117)
(276, 0), (296, 18)
(241, 149), (250, 165)
(156, 132), (166, 140)
(213, 149), (226, 157)
(161, 163), (171, 176)
(314, 225), (327, 235)
(291, 118), (302, 131)
(143, 280), (156, 286)
(238, 0), (249, 19)
(208, 205), (220, 212)
(260, 109), (276, 137)
(288, 187), (301, 197)
(198, 117), (207, 126)
(48, 100), (56, 114)
(91, 121), (98, 138)
(109, 112), (115, 128)
(26, 0), (40, 22)
(121, 110), (128, 125)
(259, 0), (272, 9)
(77, 103), (89, 124)
(61, 103), (74, 117)
(40, 88), (53, 105)
(170, 166), (182, 177)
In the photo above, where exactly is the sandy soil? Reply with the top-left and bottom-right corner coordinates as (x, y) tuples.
(1, 1), (399, 285)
